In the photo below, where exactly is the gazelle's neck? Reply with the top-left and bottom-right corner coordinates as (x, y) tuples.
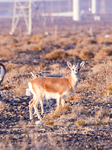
(69, 75), (79, 89)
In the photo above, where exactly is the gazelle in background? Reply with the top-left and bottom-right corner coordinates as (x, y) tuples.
(0, 63), (6, 96)
(28, 61), (85, 120)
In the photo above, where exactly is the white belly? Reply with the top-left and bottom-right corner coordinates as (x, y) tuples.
(44, 92), (60, 100)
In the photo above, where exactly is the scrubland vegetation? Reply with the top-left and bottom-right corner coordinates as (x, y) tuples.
(0, 17), (112, 149)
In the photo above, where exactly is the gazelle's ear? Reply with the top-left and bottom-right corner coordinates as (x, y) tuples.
(80, 61), (85, 68)
(67, 61), (72, 69)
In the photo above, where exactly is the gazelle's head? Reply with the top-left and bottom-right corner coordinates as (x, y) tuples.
(67, 61), (85, 80)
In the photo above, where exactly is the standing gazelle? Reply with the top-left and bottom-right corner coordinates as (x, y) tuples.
(28, 61), (85, 120)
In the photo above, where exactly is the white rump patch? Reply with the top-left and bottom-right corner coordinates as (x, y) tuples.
(26, 88), (31, 96)
(28, 82), (36, 99)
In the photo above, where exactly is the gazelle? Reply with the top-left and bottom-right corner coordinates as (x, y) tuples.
(28, 61), (85, 120)
(0, 63), (6, 96)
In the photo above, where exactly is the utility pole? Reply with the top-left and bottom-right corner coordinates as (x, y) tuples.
(91, 0), (97, 14)
(73, 0), (81, 21)
(10, 0), (32, 35)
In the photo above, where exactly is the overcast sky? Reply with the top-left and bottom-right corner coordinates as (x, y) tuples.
(0, 0), (43, 2)
(0, 0), (45, 2)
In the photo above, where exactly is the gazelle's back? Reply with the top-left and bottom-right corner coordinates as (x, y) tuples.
(29, 77), (71, 94)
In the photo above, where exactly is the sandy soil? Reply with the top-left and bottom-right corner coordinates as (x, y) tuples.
(0, 16), (112, 149)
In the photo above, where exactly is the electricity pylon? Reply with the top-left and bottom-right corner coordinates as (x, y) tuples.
(100, 0), (105, 14)
(10, 0), (32, 35)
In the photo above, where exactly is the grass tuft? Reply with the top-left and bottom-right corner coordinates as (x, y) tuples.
(79, 50), (94, 60)
(76, 118), (87, 126)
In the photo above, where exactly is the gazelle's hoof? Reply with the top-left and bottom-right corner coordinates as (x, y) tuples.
(35, 120), (41, 125)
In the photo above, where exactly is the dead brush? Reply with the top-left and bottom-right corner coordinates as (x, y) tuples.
(97, 38), (107, 44)
(56, 38), (74, 49)
(98, 47), (112, 56)
(103, 84), (112, 96)
(67, 93), (82, 102)
(94, 108), (110, 125)
(42, 119), (54, 126)
(43, 49), (69, 60)
(30, 35), (42, 42)
(66, 49), (79, 57)
(45, 103), (71, 120)
(76, 117), (86, 126)
(0, 101), (5, 112)
(102, 116), (110, 125)
(31, 43), (43, 51)
(82, 38), (97, 44)
(0, 46), (16, 60)
(79, 50), (95, 60)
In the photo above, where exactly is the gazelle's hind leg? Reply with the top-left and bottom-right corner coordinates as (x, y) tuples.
(29, 99), (34, 120)
(33, 100), (42, 120)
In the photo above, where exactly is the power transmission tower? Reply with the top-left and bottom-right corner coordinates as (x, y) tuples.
(100, 0), (105, 14)
(10, 0), (32, 35)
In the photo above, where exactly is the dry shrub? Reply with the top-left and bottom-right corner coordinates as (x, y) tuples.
(30, 35), (42, 42)
(107, 85), (112, 94)
(0, 36), (18, 45)
(83, 38), (97, 44)
(0, 101), (5, 111)
(46, 103), (71, 120)
(97, 38), (107, 44)
(76, 118), (86, 126)
(39, 62), (45, 69)
(67, 93), (82, 102)
(102, 116), (110, 124)
(79, 50), (94, 60)
(23, 40), (31, 44)
(43, 119), (54, 126)
(56, 38), (74, 48)
(97, 35), (112, 44)
(5, 62), (18, 71)
(31, 45), (43, 51)
(103, 85), (112, 96)
(66, 49), (79, 56)
(76, 39), (82, 44)
(43, 50), (68, 60)
(0, 46), (16, 60)
(98, 47), (112, 56)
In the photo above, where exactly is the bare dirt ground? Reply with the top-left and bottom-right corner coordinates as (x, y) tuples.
(0, 16), (112, 149)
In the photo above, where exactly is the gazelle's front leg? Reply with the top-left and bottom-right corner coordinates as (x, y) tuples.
(29, 99), (34, 120)
(57, 96), (61, 109)
(40, 99), (44, 115)
(61, 98), (65, 107)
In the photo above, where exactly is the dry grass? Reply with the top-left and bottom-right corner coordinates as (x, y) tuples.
(76, 118), (87, 126)
(67, 93), (82, 102)
(97, 38), (107, 44)
(43, 119), (54, 126)
(103, 84), (112, 96)
(0, 101), (5, 112)
(39, 62), (45, 69)
(98, 47), (112, 56)
(46, 103), (71, 120)
(56, 38), (74, 48)
(0, 46), (16, 60)
(30, 35), (42, 42)
(43, 49), (69, 60)
(79, 50), (94, 60)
